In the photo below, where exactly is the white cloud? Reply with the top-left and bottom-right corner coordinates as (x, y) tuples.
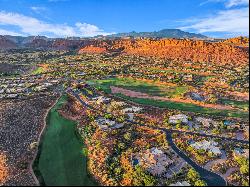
(76, 22), (115, 37)
(200, 0), (249, 8)
(225, 0), (249, 8)
(0, 28), (21, 36)
(31, 6), (47, 14)
(200, 0), (224, 6)
(180, 7), (249, 36)
(0, 11), (115, 37)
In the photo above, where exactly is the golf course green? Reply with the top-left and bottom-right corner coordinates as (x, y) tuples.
(88, 78), (249, 119)
(33, 95), (97, 186)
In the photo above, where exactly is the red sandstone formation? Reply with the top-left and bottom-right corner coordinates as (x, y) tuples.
(79, 45), (107, 54)
(78, 38), (249, 65)
(222, 36), (249, 47)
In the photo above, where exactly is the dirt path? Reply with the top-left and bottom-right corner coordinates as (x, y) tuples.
(111, 86), (237, 111)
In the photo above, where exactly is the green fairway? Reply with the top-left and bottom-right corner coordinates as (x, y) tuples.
(88, 77), (189, 98)
(34, 95), (97, 186)
(220, 99), (249, 111)
(88, 78), (248, 119)
(114, 93), (249, 119)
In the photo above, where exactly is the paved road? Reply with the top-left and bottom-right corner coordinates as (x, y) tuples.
(166, 132), (227, 186)
(67, 89), (250, 186)
(68, 89), (249, 144)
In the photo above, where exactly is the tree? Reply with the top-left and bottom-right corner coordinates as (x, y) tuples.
(242, 179), (249, 186)
(104, 113), (112, 119)
(176, 124), (181, 129)
(133, 165), (156, 186)
(212, 128), (220, 134)
(82, 148), (88, 156)
(186, 146), (194, 153)
(235, 156), (248, 167)
(124, 132), (132, 141)
(194, 180), (207, 186)
(196, 154), (206, 164)
(240, 164), (249, 175)
(187, 168), (200, 183)
(208, 151), (214, 158)
(118, 142), (126, 150)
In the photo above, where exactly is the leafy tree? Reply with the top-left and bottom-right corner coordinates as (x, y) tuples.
(242, 179), (249, 186)
(212, 128), (220, 134)
(176, 124), (181, 129)
(104, 113), (112, 119)
(235, 156), (248, 166)
(197, 149), (206, 154)
(207, 151), (214, 158)
(124, 132), (132, 141)
(186, 146), (194, 153)
(187, 168), (199, 183)
(118, 142), (126, 150)
(240, 164), (249, 175)
(82, 148), (88, 156)
(133, 165), (156, 186)
(194, 180), (207, 186)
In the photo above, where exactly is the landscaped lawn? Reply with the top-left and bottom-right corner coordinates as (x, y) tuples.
(34, 95), (97, 186)
(88, 77), (189, 98)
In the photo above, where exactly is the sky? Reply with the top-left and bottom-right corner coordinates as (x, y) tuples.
(0, 0), (249, 38)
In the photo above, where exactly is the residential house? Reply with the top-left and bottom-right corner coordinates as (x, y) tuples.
(136, 147), (173, 176)
(95, 117), (124, 130)
(190, 140), (222, 156)
(195, 117), (218, 128)
(92, 96), (111, 104)
(169, 114), (189, 124)
(123, 106), (142, 113)
(169, 181), (191, 186)
(233, 148), (249, 159)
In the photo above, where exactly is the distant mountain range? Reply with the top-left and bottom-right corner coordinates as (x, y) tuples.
(0, 29), (209, 50)
(105, 29), (208, 39)
(3, 29), (249, 51)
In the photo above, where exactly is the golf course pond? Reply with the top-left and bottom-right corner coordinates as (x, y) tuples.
(33, 95), (98, 186)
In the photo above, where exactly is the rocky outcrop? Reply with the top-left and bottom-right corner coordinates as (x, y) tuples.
(79, 45), (107, 54)
(222, 36), (249, 47)
(78, 38), (249, 65)
(1, 34), (249, 65)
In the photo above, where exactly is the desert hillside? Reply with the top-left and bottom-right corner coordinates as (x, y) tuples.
(222, 36), (249, 47)
(79, 38), (249, 65)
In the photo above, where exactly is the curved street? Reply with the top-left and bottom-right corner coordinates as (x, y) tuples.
(67, 89), (248, 186)
(69, 89), (249, 144)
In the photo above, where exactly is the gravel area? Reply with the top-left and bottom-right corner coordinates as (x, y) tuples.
(0, 95), (59, 186)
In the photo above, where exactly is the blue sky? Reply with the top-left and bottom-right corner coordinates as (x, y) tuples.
(0, 0), (249, 38)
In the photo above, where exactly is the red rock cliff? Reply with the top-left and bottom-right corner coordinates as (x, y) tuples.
(78, 38), (249, 65)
